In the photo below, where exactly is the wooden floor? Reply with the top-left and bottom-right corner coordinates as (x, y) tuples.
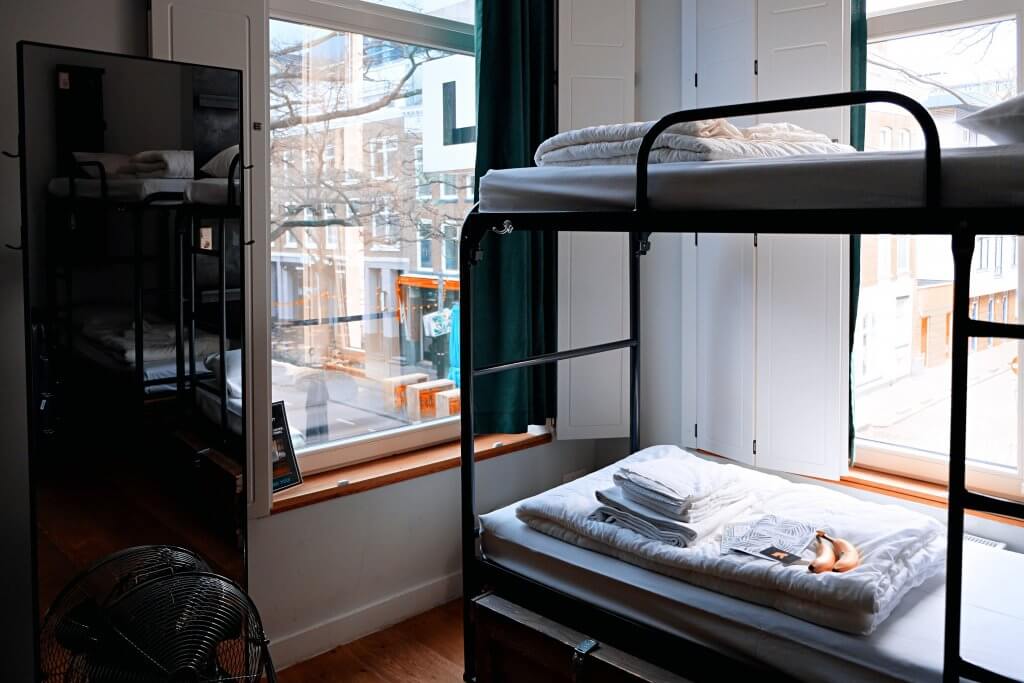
(278, 600), (465, 682)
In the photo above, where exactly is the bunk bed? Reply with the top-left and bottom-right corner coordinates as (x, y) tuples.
(458, 91), (1024, 682)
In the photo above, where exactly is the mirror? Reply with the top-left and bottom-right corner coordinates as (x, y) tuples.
(17, 43), (247, 625)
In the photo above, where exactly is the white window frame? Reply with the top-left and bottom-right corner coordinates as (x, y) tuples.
(269, 0), (473, 473)
(857, 0), (1024, 500)
(442, 220), (458, 274)
(414, 144), (431, 201)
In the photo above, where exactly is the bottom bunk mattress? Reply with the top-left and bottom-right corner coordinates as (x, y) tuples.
(481, 504), (1024, 682)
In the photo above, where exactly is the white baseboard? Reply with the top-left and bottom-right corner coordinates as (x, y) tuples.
(270, 571), (462, 670)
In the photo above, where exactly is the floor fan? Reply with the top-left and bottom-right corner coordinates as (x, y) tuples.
(39, 545), (277, 682)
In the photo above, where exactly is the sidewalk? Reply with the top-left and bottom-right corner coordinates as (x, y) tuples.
(857, 342), (1018, 467)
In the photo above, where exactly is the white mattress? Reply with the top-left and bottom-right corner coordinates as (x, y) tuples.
(73, 333), (206, 395)
(479, 144), (1024, 211)
(48, 177), (190, 201)
(480, 505), (1024, 682)
(185, 178), (240, 206)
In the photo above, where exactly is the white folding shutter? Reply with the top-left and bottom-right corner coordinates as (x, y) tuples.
(696, 234), (756, 464)
(695, 0), (757, 127)
(755, 236), (848, 479)
(756, 0), (848, 142)
(556, 0), (635, 440)
(150, 0), (272, 515)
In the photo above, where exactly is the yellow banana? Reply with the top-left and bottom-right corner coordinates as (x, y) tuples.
(808, 531), (836, 573)
(819, 532), (861, 573)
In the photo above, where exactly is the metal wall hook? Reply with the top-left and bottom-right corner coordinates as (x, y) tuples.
(244, 239), (255, 246)
(5, 241), (24, 251)
(242, 164), (254, 170)
(2, 150), (19, 159)
(492, 219), (514, 235)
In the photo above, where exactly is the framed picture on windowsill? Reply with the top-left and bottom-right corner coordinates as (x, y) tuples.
(271, 401), (302, 493)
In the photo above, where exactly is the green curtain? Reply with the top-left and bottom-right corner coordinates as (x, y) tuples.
(470, 0), (557, 434)
(849, 0), (867, 463)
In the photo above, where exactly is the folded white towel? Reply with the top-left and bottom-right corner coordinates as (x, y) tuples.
(129, 150), (194, 178)
(613, 457), (740, 518)
(592, 487), (753, 547)
(534, 119), (854, 167)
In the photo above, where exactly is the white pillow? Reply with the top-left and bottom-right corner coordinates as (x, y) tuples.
(200, 144), (240, 178)
(73, 152), (134, 178)
(958, 94), (1024, 144)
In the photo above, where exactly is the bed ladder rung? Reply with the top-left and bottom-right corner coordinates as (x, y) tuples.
(959, 657), (1020, 683)
(961, 491), (1024, 520)
(966, 319), (1024, 340)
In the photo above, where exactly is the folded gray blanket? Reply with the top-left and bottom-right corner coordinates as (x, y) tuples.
(591, 487), (698, 547)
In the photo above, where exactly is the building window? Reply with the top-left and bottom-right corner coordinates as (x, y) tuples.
(371, 196), (399, 247)
(878, 126), (892, 149)
(369, 135), (398, 179)
(443, 221), (458, 272)
(418, 219), (433, 271)
(857, 0), (1022, 498)
(438, 173), (459, 202)
(896, 236), (910, 273)
(324, 141), (336, 171)
(414, 145), (431, 201)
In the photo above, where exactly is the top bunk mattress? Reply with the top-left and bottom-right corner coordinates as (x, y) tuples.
(48, 177), (189, 202)
(478, 144), (1024, 212)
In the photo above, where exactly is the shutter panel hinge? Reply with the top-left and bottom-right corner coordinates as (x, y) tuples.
(695, 233), (699, 246)
(694, 423), (698, 439)
(694, 72), (699, 88)
(754, 59), (759, 76)
(753, 439), (757, 455)
(754, 233), (758, 247)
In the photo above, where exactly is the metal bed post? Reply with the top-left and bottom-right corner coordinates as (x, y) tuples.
(943, 229), (974, 682)
(459, 220), (484, 683)
(629, 231), (642, 453)
(189, 214), (198, 407)
(218, 215), (229, 436)
(134, 206), (145, 404)
(175, 210), (187, 402)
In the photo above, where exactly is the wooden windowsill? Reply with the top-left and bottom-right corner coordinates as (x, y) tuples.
(271, 432), (552, 515)
(839, 467), (1024, 528)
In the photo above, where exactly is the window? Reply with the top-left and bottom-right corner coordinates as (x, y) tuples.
(324, 142), (336, 171)
(371, 196), (399, 248)
(369, 135), (398, 179)
(269, 10), (474, 471)
(414, 145), (431, 201)
(463, 172), (474, 202)
(857, 1), (1023, 498)
(878, 126), (892, 150)
(417, 219), (433, 270)
(896, 128), (911, 150)
(443, 220), (458, 272)
(896, 236), (910, 273)
(438, 173), (458, 202)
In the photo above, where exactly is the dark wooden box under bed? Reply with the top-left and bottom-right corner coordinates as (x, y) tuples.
(458, 91), (1024, 683)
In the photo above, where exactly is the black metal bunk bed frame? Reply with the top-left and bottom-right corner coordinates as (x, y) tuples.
(49, 160), (240, 441)
(50, 164), (189, 402)
(458, 90), (1024, 683)
(176, 154), (245, 442)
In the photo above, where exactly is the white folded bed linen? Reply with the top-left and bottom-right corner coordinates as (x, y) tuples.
(81, 316), (221, 364)
(128, 150), (195, 178)
(535, 119), (853, 166)
(516, 445), (946, 635)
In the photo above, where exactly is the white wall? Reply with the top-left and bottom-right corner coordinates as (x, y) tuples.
(251, 438), (599, 668)
(0, 4), (149, 679)
(636, 0), (685, 449)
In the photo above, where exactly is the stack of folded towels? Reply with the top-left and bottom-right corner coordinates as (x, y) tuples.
(590, 457), (752, 547)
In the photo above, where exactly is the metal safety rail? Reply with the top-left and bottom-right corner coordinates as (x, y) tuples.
(458, 90), (1024, 683)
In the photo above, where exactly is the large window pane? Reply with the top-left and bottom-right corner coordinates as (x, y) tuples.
(269, 19), (475, 452)
(856, 19), (1021, 471)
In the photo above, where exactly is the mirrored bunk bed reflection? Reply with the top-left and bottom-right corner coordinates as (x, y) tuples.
(18, 42), (248, 624)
